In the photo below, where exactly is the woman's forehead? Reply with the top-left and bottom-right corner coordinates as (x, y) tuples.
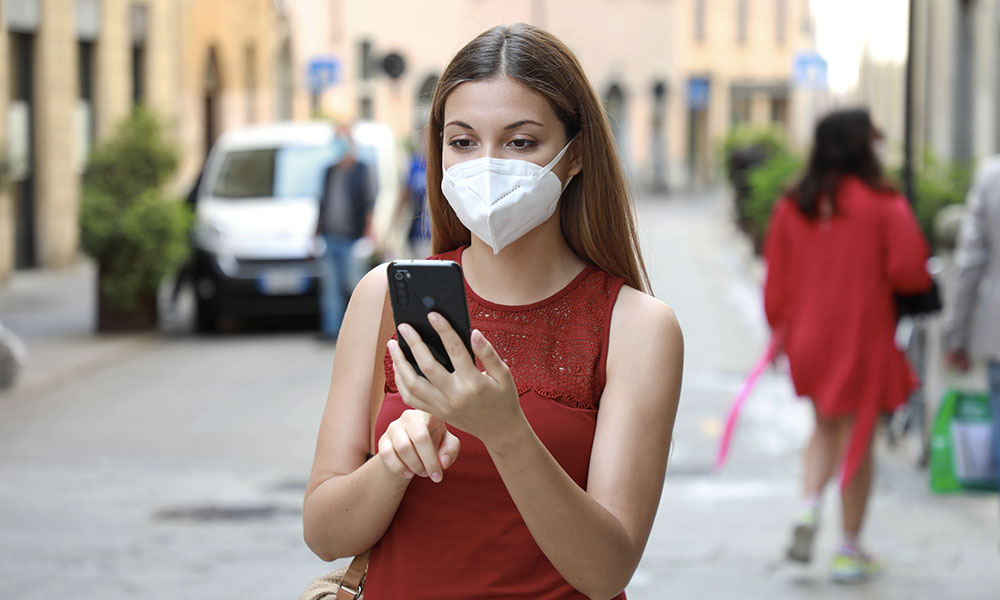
(443, 77), (557, 127)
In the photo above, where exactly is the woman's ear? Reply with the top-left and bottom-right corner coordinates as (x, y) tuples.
(565, 137), (583, 179)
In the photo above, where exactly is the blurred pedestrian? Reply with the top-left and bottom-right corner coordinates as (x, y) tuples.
(401, 133), (431, 258)
(315, 124), (375, 341)
(944, 156), (1000, 490)
(168, 165), (203, 316)
(764, 108), (933, 582)
(302, 23), (682, 599)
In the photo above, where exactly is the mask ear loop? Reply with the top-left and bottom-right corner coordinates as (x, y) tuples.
(534, 135), (579, 181)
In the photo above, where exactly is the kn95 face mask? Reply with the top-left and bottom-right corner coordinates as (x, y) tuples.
(441, 138), (575, 254)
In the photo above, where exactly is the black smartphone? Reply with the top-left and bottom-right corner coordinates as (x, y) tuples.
(387, 260), (473, 377)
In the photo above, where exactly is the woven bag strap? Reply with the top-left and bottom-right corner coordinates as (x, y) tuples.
(338, 284), (392, 599)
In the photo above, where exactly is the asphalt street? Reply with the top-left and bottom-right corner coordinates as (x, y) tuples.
(0, 189), (997, 599)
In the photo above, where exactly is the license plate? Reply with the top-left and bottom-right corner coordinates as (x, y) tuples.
(257, 270), (309, 295)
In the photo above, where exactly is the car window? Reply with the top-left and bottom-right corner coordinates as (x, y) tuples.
(212, 149), (276, 198)
(275, 145), (335, 199)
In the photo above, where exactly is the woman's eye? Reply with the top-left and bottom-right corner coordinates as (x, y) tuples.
(447, 139), (475, 150)
(509, 139), (536, 151)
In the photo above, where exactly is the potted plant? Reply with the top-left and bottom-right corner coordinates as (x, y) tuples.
(80, 108), (191, 331)
(720, 126), (794, 239)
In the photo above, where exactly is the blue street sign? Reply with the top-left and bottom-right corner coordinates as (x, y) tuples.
(307, 57), (341, 93)
(687, 77), (711, 110)
(792, 51), (828, 90)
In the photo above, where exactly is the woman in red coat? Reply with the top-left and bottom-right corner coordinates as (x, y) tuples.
(764, 109), (932, 582)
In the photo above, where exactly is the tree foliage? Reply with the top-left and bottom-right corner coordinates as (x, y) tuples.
(80, 108), (191, 311)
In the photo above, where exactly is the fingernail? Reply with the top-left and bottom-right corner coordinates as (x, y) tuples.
(440, 455), (451, 469)
(431, 472), (442, 483)
(403, 470), (414, 479)
(428, 312), (441, 324)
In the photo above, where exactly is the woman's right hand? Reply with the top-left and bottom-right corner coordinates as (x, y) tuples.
(377, 409), (461, 483)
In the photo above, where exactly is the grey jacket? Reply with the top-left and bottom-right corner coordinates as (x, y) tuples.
(945, 156), (1000, 361)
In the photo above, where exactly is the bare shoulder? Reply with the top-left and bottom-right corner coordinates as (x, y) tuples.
(610, 285), (683, 356)
(336, 262), (391, 361)
(354, 262), (390, 305)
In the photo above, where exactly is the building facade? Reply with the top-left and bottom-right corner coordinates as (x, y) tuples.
(2, 0), (819, 280)
(2, 0), (182, 279)
(674, 0), (816, 184)
(856, 0), (1000, 168)
(288, 0), (815, 192)
(0, 0), (290, 282)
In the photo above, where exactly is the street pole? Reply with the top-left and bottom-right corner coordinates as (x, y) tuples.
(902, 0), (916, 206)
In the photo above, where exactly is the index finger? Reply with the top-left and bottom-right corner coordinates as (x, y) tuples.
(427, 312), (476, 373)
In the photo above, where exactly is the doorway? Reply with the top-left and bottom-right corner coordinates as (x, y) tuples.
(203, 46), (222, 159)
(9, 32), (37, 269)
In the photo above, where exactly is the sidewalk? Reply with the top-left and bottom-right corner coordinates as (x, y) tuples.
(0, 258), (157, 405)
(629, 189), (999, 599)
(1, 192), (997, 599)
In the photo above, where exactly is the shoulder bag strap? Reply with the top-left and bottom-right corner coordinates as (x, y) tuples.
(338, 284), (392, 600)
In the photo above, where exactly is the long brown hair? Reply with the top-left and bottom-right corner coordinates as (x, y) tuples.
(794, 108), (895, 218)
(426, 23), (651, 293)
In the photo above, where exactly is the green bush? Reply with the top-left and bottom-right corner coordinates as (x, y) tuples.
(746, 151), (803, 248)
(719, 125), (790, 180)
(911, 150), (974, 250)
(80, 108), (191, 311)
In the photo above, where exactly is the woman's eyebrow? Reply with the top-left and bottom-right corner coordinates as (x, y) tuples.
(443, 119), (545, 130)
(504, 119), (544, 130)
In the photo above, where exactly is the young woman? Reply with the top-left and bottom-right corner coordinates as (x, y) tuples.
(303, 24), (682, 599)
(764, 109), (932, 582)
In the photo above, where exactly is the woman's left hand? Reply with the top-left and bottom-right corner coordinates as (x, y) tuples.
(388, 313), (523, 448)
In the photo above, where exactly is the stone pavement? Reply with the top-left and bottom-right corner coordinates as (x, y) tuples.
(0, 188), (998, 599)
(627, 189), (999, 599)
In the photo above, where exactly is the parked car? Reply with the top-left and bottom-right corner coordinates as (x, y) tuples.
(191, 120), (402, 332)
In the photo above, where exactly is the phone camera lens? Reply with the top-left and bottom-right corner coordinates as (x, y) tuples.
(394, 272), (404, 281)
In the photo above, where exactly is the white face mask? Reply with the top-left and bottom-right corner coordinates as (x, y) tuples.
(441, 138), (575, 254)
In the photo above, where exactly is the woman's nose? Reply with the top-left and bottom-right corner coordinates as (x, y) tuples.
(483, 143), (503, 159)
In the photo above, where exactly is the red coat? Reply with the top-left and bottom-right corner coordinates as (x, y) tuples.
(764, 176), (932, 487)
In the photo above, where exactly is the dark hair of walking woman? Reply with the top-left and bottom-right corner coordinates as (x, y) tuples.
(424, 23), (651, 294)
(793, 108), (895, 219)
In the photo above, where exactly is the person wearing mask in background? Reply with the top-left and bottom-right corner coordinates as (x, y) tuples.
(315, 124), (375, 342)
(944, 156), (1000, 501)
(402, 132), (431, 258)
(303, 24), (682, 599)
(764, 109), (933, 582)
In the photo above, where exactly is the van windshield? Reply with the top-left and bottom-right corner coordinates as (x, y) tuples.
(211, 145), (335, 200)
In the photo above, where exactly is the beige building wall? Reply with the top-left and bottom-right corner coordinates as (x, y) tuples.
(176, 0), (281, 188)
(288, 0), (811, 190)
(288, 0), (680, 190)
(34, 0), (78, 268)
(673, 0), (814, 185)
(907, 0), (1000, 165)
(94, 0), (131, 142)
(0, 0), (185, 281)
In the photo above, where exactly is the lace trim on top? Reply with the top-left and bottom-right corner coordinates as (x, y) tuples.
(384, 248), (624, 410)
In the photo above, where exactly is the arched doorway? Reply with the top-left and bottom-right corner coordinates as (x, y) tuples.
(203, 46), (223, 159)
(413, 74), (438, 132)
(276, 38), (294, 120)
(604, 83), (627, 159)
(651, 81), (669, 192)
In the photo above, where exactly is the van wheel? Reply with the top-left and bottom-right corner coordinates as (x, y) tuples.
(195, 297), (219, 333)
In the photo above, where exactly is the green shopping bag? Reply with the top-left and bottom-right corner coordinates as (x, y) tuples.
(929, 389), (999, 493)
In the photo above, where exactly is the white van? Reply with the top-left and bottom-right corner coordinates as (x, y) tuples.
(191, 120), (403, 332)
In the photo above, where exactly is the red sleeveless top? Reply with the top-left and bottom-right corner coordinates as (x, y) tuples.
(364, 247), (626, 599)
